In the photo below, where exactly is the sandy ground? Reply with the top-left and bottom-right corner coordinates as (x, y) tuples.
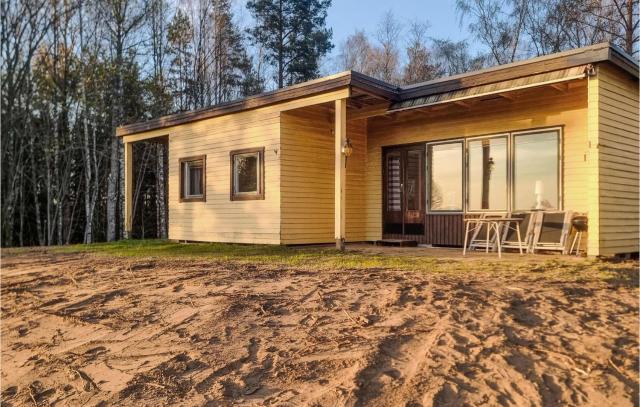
(1, 250), (638, 406)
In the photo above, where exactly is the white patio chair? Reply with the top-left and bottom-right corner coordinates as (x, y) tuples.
(531, 211), (574, 254)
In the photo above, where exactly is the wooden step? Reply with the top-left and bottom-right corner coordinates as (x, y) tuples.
(375, 239), (418, 247)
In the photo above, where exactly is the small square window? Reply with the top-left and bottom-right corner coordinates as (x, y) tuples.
(230, 148), (264, 201)
(180, 156), (206, 202)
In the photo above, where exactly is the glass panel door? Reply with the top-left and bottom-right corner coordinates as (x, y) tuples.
(383, 146), (425, 235)
(384, 151), (403, 233)
(403, 147), (425, 234)
(386, 154), (402, 212)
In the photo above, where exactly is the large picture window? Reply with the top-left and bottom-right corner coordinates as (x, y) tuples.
(512, 131), (560, 210)
(428, 141), (463, 211)
(230, 147), (264, 200)
(423, 128), (561, 214)
(179, 156), (206, 202)
(467, 136), (508, 211)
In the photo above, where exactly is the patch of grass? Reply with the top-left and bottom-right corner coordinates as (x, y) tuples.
(49, 239), (447, 272)
(7, 239), (636, 284)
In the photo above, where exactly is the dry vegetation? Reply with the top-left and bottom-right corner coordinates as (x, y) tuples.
(1, 242), (638, 406)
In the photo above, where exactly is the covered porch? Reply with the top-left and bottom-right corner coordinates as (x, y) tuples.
(286, 64), (595, 255)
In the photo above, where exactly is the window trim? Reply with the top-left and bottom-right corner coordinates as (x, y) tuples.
(465, 133), (510, 213)
(230, 147), (265, 201)
(426, 139), (465, 213)
(179, 155), (206, 203)
(510, 127), (563, 211)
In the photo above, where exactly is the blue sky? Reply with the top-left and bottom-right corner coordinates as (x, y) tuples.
(324, 0), (477, 71)
(234, 0), (479, 80)
(327, 0), (471, 47)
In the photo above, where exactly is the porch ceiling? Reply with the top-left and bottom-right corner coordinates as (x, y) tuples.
(388, 65), (590, 113)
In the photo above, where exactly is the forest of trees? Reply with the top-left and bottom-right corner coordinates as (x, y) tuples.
(1, 0), (638, 247)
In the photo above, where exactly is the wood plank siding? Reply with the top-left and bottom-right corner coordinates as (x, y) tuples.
(365, 81), (590, 242)
(118, 45), (638, 254)
(589, 64), (639, 256)
(118, 89), (350, 245)
(167, 107), (282, 244)
(280, 105), (367, 244)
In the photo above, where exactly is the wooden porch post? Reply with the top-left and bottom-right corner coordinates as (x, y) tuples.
(124, 140), (133, 239)
(335, 98), (347, 250)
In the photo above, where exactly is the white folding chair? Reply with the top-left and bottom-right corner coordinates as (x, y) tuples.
(531, 211), (574, 254)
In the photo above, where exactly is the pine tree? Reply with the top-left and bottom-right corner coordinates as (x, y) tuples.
(246, 0), (333, 88)
(167, 9), (194, 111)
(211, 0), (256, 102)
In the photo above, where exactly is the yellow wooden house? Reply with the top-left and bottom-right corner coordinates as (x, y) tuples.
(118, 42), (639, 257)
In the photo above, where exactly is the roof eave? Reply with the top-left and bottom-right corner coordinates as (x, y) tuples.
(397, 43), (621, 100)
(117, 43), (638, 137)
(117, 72), (354, 136)
(607, 44), (639, 78)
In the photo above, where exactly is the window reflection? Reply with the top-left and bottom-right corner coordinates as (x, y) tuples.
(182, 159), (204, 199)
(429, 142), (462, 211)
(234, 153), (259, 193)
(513, 132), (559, 210)
(468, 137), (507, 210)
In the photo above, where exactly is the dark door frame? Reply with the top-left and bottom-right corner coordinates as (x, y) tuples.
(382, 143), (426, 236)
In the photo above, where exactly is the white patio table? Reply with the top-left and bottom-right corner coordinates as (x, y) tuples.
(462, 217), (524, 258)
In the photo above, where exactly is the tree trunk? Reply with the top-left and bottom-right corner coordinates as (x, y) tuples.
(29, 137), (44, 246)
(46, 121), (54, 245)
(108, 29), (125, 242)
(107, 135), (120, 241)
(626, 0), (634, 55)
(156, 142), (167, 238)
(18, 168), (24, 247)
(278, 0), (284, 88)
(79, 0), (94, 244)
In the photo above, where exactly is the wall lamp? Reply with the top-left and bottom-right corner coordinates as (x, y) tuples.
(342, 138), (353, 167)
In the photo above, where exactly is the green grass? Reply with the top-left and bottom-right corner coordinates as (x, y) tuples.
(48, 239), (445, 271)
(4, 239), (636, 284)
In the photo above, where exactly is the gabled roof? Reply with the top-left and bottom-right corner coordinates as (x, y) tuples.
(117, 42), (638, 137)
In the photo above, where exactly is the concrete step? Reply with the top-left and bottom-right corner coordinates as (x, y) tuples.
(374, 239), (418, 247)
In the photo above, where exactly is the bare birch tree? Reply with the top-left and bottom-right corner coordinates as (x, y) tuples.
(97, 0), (146, 241)
(403, 21), (440, 84)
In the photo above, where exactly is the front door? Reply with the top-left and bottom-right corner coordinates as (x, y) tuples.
(383, 146), (425, 235)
